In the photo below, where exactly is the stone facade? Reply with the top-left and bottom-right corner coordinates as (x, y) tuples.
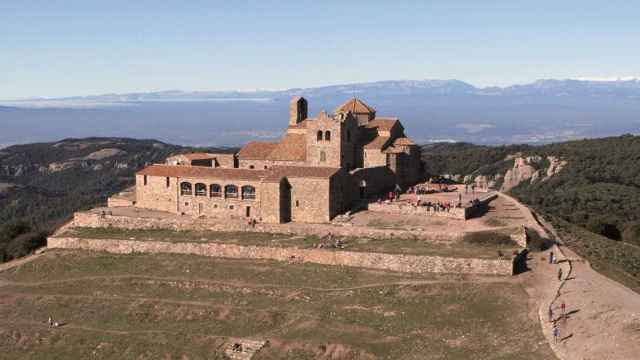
(125, 97), (424, 224)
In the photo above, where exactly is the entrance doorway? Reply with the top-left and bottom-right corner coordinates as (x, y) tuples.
(279, 179), (292, 223)
(245, 206), (251, 217)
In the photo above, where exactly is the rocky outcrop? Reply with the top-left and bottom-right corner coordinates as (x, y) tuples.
(456, 155), (567, 192)
(544, 156), (567, 181)
(501, 157), (538, 191)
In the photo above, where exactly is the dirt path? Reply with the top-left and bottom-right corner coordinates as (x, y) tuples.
(0, 252), (45, 273)
(0, 273), (509, 292)
(506, 193), (640, 360)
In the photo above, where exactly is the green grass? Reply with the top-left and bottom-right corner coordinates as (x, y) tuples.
(0, 251), (554, 359)
(60, 227), (519, 259)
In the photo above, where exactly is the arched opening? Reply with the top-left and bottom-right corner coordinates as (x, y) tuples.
(195, 183), (207, 196)
(346, 130), (351, 142)
(210, 184), (221, 197)
(325, 131), (331, 141)
(180, 182), (192, 196)
(241, 185), (256, 200)
(279, 179), (292, 223)
(225, 184), (238, 198)
(320, 151), (326, 162)
(316, 130), (323, 141)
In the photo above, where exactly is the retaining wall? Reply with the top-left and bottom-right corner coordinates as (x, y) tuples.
(72, 211), (464, 242)
(48, 237), (514, 276)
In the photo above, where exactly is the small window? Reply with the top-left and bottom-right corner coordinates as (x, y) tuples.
(249, 165), (255, 169)
(210, 184), (222, 197)
(241, 185), (256, 200)
(195, 183), (207, 196)
(295, 200), (300, 207)
(180, 182), (192, 196)
(317, 130), (323, 141)
(320, 151), (326, 162)
(166, 177), (170, 188)
(225, 184), (238, 198)
(143, 175), (148, 186)
(229, 205), (234, 210)
(325, 131), (331, 141)
(184, 202), (189, 206)
(264, 165), (268, 169)
(214, 204), (218, 208)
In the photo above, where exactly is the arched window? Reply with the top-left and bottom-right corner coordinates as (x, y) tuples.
(241, 185), (256, 200)
(180, 182), (192, 196)
(225, 184), (238, 198)
(195, 183), (207, 196)
(320, 151), (326, 162)
(325, 131), (331, 141)
(210, 184), (221, 197)
(317, 130), (323, 141)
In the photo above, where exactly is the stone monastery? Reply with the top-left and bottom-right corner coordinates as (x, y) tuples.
(135, 97), (423, 223)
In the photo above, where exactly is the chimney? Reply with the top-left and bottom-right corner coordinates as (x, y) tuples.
(289, 97), (308, 126)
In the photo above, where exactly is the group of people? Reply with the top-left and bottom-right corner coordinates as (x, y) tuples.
(548, 250), (569, 345)
(415, 200), (456, 212)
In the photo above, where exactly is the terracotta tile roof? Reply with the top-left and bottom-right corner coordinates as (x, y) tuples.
(392, 136), (415, 146)
(365, 118), (399, 131)
(266, 134), (307, 162)
(335, 98), (376, 114)
(138, 164), (266, 181)
(363, 136), (391, 150)
(237, 141), (279, 160)
(263, 166), (341, 182)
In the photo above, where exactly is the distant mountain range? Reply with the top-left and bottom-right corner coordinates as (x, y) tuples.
(1, 79), (639, 147)
(6, 79), (640, 106)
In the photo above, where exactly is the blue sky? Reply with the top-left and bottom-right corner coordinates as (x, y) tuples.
(1, 1), (639, 99)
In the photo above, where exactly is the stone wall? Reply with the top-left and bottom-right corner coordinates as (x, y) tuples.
(136, 174), (178, 213)
(72, 211), (464, 241)
(107, 197), (135, 208)
(350, 166), (396, 199)
(367, 193), (498, 220)
(48, 237), (514, 276)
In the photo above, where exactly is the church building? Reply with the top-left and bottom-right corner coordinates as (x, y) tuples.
(134, 97), (423, 223)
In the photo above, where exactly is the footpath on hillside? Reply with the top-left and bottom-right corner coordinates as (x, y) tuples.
(500, 193), (640, 360)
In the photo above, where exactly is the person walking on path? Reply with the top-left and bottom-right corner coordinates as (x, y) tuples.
(561, 301), (566, 316)
(48, 316), (53, 328)
(553, 324), (560, 344)
(548, 306), (554, 322)
(558, 267), (563, 281)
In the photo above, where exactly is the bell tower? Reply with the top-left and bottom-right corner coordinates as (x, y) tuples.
(289, 96), (308, 126)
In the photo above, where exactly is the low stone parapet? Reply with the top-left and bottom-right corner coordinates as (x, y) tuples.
(367, 192), (497, 221)
(48, 237), (515, 276)
(368, 202), (467, 220)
